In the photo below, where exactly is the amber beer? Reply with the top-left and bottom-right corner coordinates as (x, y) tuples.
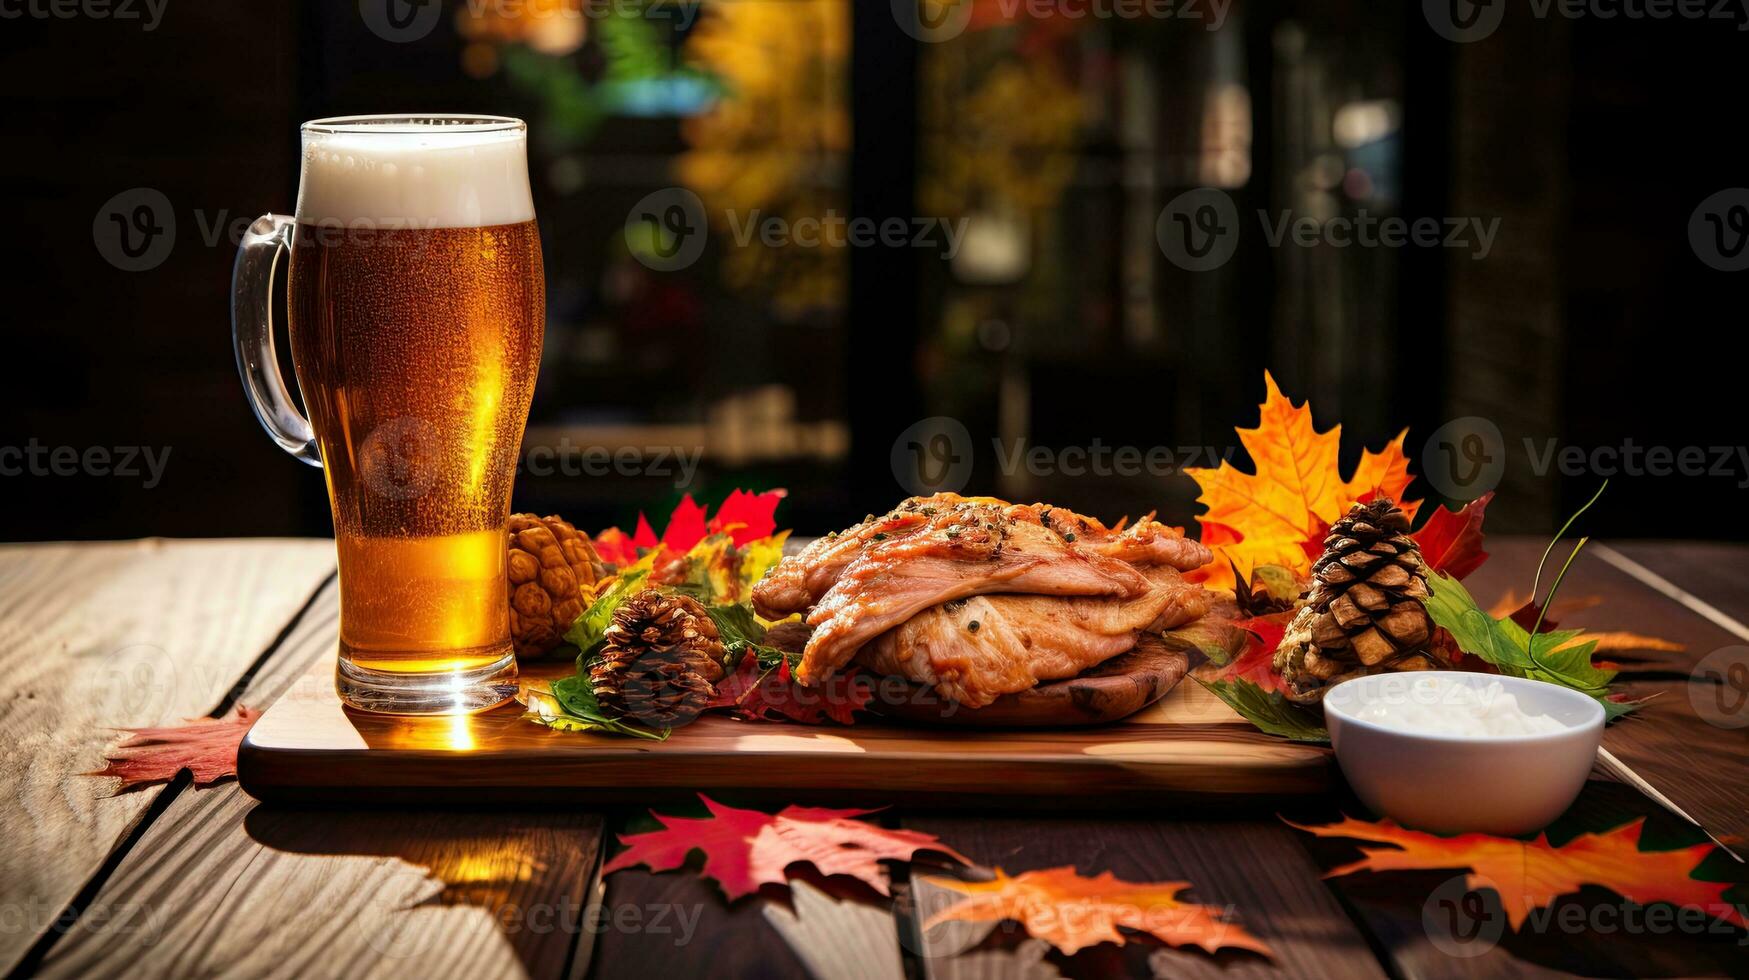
(232, 116), (542, 713)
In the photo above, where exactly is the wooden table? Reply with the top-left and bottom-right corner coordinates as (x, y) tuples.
(3, 537), (1747, 979)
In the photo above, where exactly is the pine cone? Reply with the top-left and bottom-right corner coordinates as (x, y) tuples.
(592, 590), (727, 726)
(1275, 499), (1446, 702)
(507, 513), (608, 659)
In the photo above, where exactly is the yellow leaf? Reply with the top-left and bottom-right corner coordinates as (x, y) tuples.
(1554, 632), (1685, 655)
(1186, 373), (1418, 590)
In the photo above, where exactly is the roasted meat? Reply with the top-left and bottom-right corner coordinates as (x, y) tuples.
(855, 566), (1210, 707)
(753, 494), (1208, 619)
(753, 494), (1213, 687)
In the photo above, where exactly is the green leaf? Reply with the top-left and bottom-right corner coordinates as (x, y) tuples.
(704, 601), (765, 645)
(1425, 571), (1622, 702)
(524, 675), (669, 740)
(705, 603), (798, 671)
(564, 569), (649, 656)
(1198, 677), (1329, 742)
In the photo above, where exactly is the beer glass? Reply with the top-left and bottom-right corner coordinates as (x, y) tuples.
(233, 116), (544, 714)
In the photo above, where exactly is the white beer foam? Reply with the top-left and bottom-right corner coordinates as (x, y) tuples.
(297, 122), (533, 229)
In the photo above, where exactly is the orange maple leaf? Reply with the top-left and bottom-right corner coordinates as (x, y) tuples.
(1286, 815), (1747, 931)
(1186, 373), (1418, 591)
(602, 794), (970, 900)
(921, 866), (1271, 957)
(87, 705), (259, 790)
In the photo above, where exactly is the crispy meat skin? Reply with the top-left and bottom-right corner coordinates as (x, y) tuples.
(752, 493), (1210, 619)
(763, 494), (1214, 686)
(855, 566), (1210, 707)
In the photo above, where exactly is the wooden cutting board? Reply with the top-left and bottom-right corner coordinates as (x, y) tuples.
(238, 644), (1331, 808)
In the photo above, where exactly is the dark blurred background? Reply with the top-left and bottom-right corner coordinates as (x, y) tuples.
(4, 0), (1745, 542)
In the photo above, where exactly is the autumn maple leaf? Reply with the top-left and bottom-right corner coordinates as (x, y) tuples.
(602, 795), (970, 900)
(1187, 373), (1418, 591)
(594, 489), (787, 568)
(1192, 614), (1293, 694)
(1286, 815), (1748, 931)
(921, 866), (1272, 957)
(709, 653), (871, 725)
(87, 705), (259, 790)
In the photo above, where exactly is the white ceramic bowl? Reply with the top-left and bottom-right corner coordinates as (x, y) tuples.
(1323, 671), (1604, 836)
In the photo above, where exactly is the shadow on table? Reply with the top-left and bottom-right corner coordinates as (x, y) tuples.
(243, 804), (600, 976)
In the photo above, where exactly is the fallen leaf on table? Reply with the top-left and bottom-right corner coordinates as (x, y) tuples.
(921, 866), (1272, 957)
(87, 705), (258, 790)
(1186, 372), (1418, 591)
(602, 794), (970, 900)
(1285, 815), (1748, 931)
(1557, 632), (1685, 655)
(1486, 591), (1684, 658)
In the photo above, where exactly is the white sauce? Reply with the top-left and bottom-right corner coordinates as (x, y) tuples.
(1351, 677), (1567, 737)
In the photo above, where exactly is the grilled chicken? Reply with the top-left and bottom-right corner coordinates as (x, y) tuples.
(754, 494), (1213, 686)
(855, 566), (1210, 707)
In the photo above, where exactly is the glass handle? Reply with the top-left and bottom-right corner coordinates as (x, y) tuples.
(231, 213), (321, 466)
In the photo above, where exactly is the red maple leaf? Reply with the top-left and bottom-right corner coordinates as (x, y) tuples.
(1196, 613), (1295, 694)
(87, 705), (258, 790)
(709, 653), (871, 725)
(630, 512), (660, 550)
(1412, 493), (1493, 580)
(708, 488), (787, 545)
(594, 489), (788, 567)
(593, 527), (639, 567)
(660, 494), (710, 558)
(602, 794), (970, 899)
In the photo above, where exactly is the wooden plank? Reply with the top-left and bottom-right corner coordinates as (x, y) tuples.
(764, 879), (906, 980)
(237, 655), (1330, 809)
(590, 831), (812, 980)
(0, 538), (335, 976)
(34, 578), (609, 979)
(1603, 541), (1749, 630)
(1465, 539), (1749, 856)
(900, 815), (1388, 979)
